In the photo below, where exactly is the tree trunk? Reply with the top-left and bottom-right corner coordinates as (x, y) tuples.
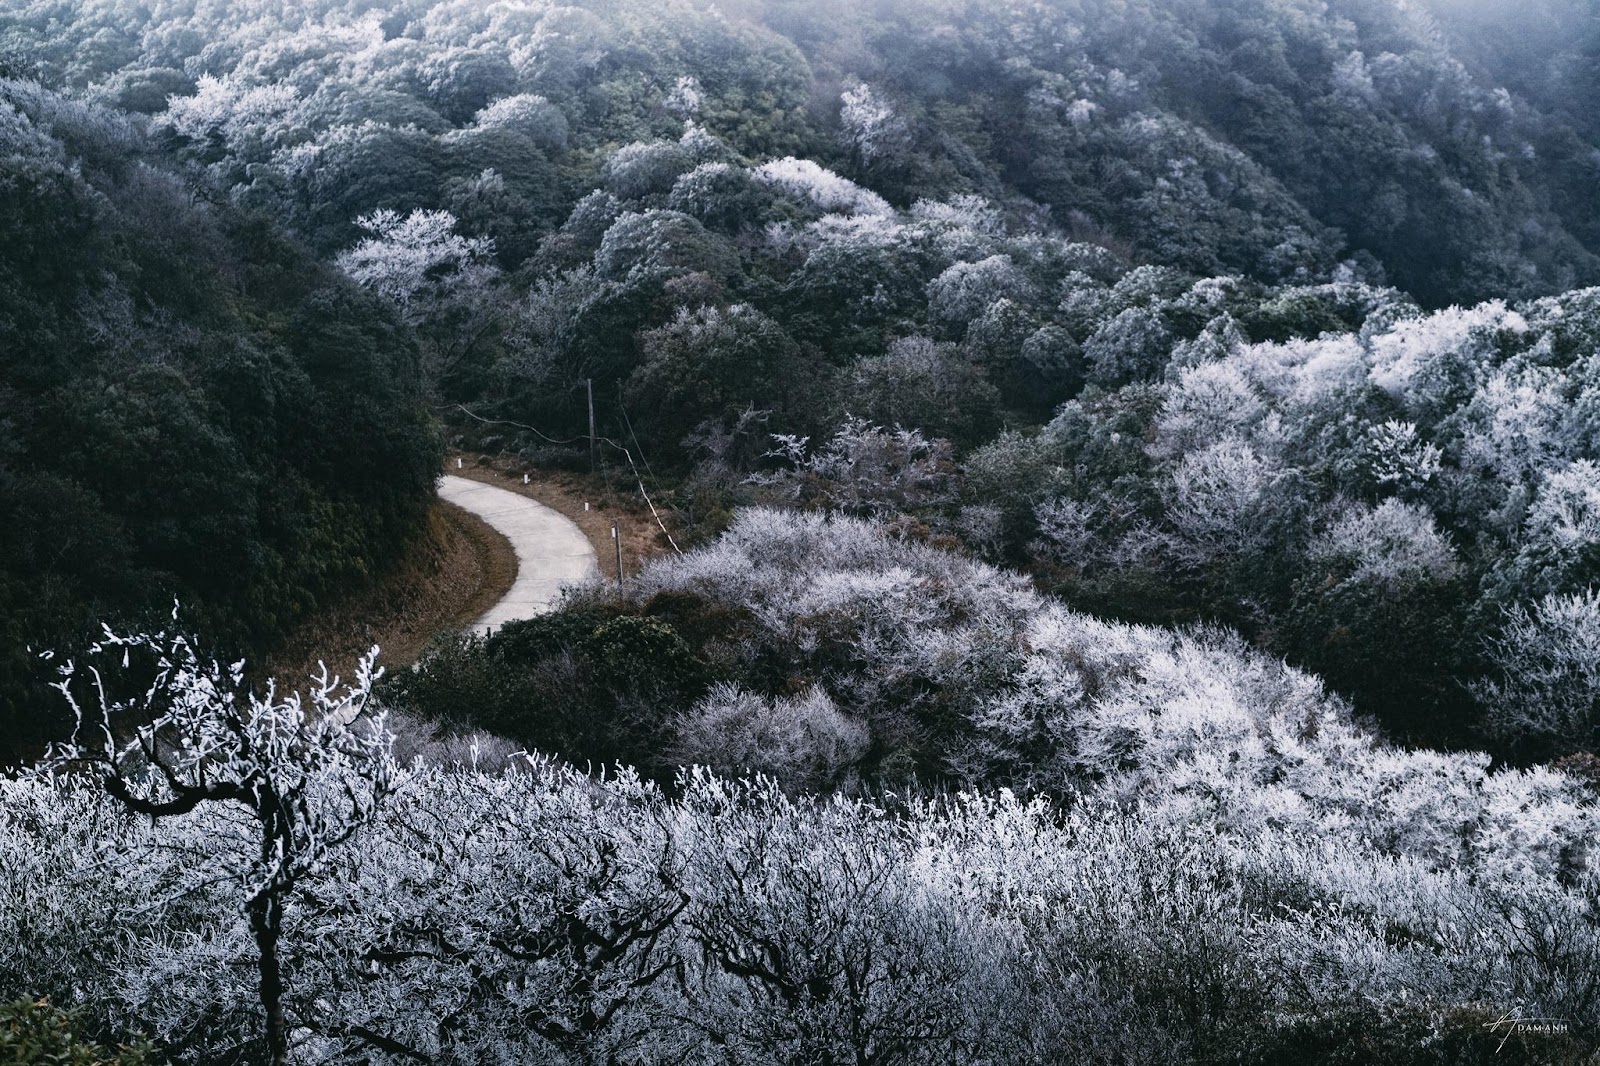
(251, 892), (289, 1066)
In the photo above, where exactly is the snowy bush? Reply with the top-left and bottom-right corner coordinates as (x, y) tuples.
(670, 684), (869, 793)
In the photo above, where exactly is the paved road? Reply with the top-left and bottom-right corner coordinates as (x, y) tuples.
(438, 475), (600, 633)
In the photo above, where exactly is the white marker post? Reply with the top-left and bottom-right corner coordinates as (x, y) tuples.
(456, 457), (462, 469)
(612, 522), (623, 585)
(523, 473), (529, 485)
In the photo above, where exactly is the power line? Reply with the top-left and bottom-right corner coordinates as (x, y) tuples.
(444, 404), (588, 448)
(617, 395), (662, 487)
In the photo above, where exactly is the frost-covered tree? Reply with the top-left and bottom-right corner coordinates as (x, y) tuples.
(753, 157), (893, 217)
(336, 208), (496, 315)
(627, 303), (818, 450)
(667, 162), (763, 229)
(44, 622), (398, 1066)
(1166, 437), (1295, 568)
(1499, 459), (1600, 599)
(471, 92), (567, 149)
(926, 255), (1032, 328)
(307, 760), (690, 1063)
(1082, 304), (1172, 385)
(592, 209), (738, 284)
(1310, 498), (1459, 590)
(682, 775), (971, 1065)
(1363, 419), (1444, 495)
(1477, 589), (1600, 755)
(846, 336), (1000, 446)
(602, 140), (694, 201)
(756, 418), (956, 519)
(839, 83), (911, 171)
(664, 75), (703, 118)
(336, 208), (501, 394)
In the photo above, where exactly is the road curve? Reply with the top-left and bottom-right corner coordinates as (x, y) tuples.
(438, 474), (600, 634)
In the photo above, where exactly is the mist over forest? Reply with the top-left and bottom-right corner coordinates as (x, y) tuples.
(4, 0), (1600, 1062)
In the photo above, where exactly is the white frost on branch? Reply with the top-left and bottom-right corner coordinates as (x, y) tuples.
(752, 157), (893, 217)
(336, 208), (498, 319)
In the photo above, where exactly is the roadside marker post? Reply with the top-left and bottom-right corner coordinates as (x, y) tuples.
(612, 522), (623, 585)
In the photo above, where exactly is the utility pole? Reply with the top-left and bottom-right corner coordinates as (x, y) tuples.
(612, 521), (623, 585)
(586, 377), (597, 474)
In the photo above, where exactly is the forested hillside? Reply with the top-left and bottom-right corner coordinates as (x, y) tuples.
(0, 79), (438, 753)
(7, 0), (1600, 304)
(9, 0), (1596, 756)
(5, 0), (1600, 1061)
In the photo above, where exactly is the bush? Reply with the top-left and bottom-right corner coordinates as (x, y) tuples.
(0, 999), (150, 1066)
(382, 612), (711, 769)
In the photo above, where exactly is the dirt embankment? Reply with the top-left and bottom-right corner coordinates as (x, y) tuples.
(263, 460), (673, 689)
(262, 497), (516, 687)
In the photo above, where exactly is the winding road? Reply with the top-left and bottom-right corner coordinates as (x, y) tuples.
(438, 475), (600, 634)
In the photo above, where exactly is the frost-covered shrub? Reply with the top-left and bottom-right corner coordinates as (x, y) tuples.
(622, 509), (1575, 840)
(1367, 300), (1523, 406)
(162, 74), (305, 157)
(663, 75), (703, 118)
(670, 684), (869, 793)
(1453, 365), (1571, 488)
(303, 760), (692, 1065)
